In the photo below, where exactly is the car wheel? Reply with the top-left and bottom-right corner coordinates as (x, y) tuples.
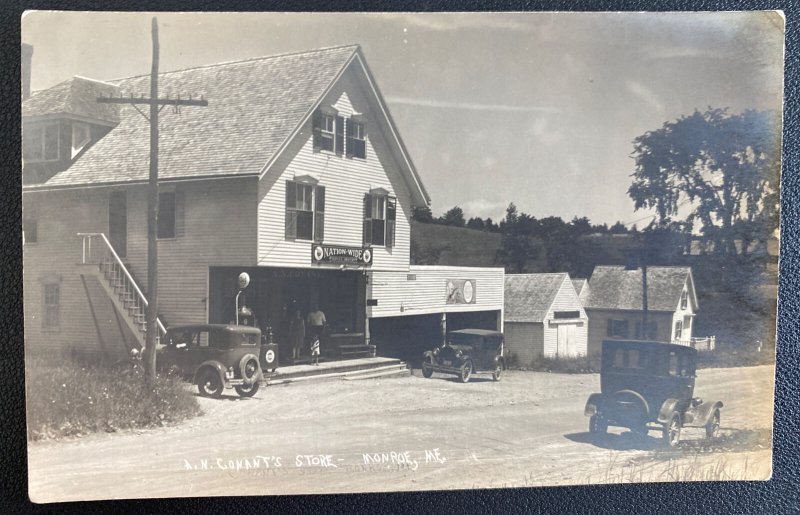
(663, 412), (682, 448)
(196, 368), (224, 398)
(422, 357), (434, 378)
(459, 359), (473, 383)
(235, 382), (260, 398)
(492, 363), (502, 381)
(705, 408), (721, 439)
(589, 415), (607, 435)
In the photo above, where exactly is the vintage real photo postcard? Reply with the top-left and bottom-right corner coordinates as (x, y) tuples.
(22, 11), (783, 502)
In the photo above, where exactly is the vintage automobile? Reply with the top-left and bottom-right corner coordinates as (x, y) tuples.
(159, 324), (278, 398)
(584, 340), (723, 447)
(422, 329), (505, 383)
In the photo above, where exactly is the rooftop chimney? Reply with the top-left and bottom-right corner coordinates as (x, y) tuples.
(21, 43), (33, 100)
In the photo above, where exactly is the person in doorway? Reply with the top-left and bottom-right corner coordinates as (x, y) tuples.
(289, 309), (305, 361)
(307, 304), (327, 344)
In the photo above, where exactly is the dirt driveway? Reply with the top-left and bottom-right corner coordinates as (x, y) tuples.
(27, 364), (774, 502)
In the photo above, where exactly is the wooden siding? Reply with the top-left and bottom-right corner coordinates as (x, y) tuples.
(585, 309), (674, 356)
(23, 177), (258, 355)
(541, 276), (588, 357)
(504, 322), (544, 366)
(257, 64), (412, 272)
(368, 265), (505, 319)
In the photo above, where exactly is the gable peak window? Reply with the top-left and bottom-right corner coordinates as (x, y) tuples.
(285, 179), (325, 242)
(346, 116), (367, 159)
(313, 107), (341, 154)
(363, 188), (396, 247)
(680, 289), (688, 310)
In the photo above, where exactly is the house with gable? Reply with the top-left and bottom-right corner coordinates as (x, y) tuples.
(503, 273), (588, 364)
(22, 44), (505, 362)
(583, 265), (698, 356)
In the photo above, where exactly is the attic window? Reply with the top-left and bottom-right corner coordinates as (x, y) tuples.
(554, 311), (580, 319)
(313, 107), (343, 154)
(23, 122), (60, 162)
(346, 117), (367, 159)
(680, 289), (688, 310)
(71, 122), (91, 158)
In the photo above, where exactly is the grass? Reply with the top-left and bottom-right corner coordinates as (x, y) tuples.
(512, 354), (600, 374)
(26, 355), (201, 441)
(595, 451), (756, 483)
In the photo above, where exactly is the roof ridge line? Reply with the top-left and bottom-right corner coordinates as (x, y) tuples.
(108, 44), (360, 83)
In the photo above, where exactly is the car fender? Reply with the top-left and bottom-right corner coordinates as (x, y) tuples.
(693, 400), (724, 426)
(657, 398), (683, 424)
(494, 355), (506, 370)
(192, 361), (226, 384)
(585, 393), (606, 416)
(423, 350), (434, 360)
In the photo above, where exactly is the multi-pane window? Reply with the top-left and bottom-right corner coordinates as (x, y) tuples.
(346, 119), (367, 159)
(607, 319), (629, 339)
(157, 191), (176, 239)
(680, 289), (688, 310)
(313, 108), (367, 159)
(43, 283), (60, 328)
(674, 320), (683, 340)
(285, 180), (325, 242)
(71, 122), (91, 158)
(363, 193), (396, 247)
(24, 123), (60, 162)
(319, 114), (335, 152)
(635, 320), (657, 339)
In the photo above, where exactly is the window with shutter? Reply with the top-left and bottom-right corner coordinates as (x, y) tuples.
(285, 180), (317, 241)
(335, 115), (345, 156)
(386, 196), (396, 247)
(352, 121), (366, 159)
(314, 185), (325, 242)
(157, 191), (176, 239)
(363, 194), (372, 246)
(313, 110), (335, 153)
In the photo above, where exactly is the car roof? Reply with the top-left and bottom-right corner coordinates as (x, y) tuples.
(167, 324), (261, 335)
(602, 339), (697, 355)
(449, 329), (503, 337)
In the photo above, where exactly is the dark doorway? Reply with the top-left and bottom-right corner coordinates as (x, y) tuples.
(109, 191), (127, 257)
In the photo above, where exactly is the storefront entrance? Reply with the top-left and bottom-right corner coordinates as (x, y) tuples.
(208, 266), (367, 361)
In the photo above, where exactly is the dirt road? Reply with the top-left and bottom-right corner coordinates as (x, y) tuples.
(28, 365), (774, 502)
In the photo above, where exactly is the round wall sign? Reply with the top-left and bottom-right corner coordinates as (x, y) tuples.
(313, 245), (324, 261)
(463, 280), (474, 303)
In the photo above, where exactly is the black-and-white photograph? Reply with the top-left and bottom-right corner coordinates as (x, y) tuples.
(21, 11), (782, 502)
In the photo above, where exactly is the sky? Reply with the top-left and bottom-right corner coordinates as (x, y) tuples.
(21, 11), (785, 226)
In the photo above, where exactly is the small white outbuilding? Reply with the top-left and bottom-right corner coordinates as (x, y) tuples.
(503, 273), (588, 365)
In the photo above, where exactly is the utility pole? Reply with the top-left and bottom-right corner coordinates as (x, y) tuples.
(97, 18), (208, 381)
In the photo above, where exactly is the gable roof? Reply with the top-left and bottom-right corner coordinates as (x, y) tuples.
(504, 273), (573, 323)
(571, 279), (588, 299)
(23, 45), (431, 205)
(23, 76), (120, 124)
(584, 265), (695, 312)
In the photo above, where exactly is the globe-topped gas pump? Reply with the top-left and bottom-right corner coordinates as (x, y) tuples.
(235, 272), (254, 326)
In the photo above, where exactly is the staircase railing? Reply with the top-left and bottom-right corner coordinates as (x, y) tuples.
(78, 233), (167, 338)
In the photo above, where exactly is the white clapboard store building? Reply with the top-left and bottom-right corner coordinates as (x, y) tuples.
(22, 44), (504, 362)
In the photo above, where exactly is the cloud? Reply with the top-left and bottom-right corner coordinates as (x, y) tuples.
(625, 80), (664, 111)
(380, 12), (533, 33)
(459, 199), (510, 221)
(526, 116), (564, 146)
(387, 97), (559, 113)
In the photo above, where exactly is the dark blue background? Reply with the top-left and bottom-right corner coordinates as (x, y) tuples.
(2, 1), (797, 513)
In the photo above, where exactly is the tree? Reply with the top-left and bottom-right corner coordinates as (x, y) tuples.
(411, 205), (434, 223)
(570, 216), (593, 237)
(466, 217), (486, 230)
(440, 206), (466, 227)
(497, 203), (541, 273)
(609, 221), (628, 234)
(628, 108), (780, 258)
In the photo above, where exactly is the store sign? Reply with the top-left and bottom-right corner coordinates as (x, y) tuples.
(311, 244), (373, 266)
(446, 279), (476, 304)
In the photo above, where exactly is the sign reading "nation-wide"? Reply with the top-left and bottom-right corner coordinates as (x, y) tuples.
(311, 244), (373, 266)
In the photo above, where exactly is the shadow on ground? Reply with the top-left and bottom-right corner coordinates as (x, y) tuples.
(564, 427), (772, 454)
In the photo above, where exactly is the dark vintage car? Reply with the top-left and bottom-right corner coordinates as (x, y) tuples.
(422, 329), (505, 383)
(159, 324), (279, 398)
(584, 340), (723, 447)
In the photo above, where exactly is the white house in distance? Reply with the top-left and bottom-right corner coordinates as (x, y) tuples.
(582, 265), (698, 356)
(503, 273), (588, 364)
(22, 44), (505, 363)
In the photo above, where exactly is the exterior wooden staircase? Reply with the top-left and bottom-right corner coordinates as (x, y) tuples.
(78, 233), (166, 350)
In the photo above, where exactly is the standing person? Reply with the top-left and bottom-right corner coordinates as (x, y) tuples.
(310, 335), (320, 366)
(289, 309), (305, 361)
(307, 304), (327, 344)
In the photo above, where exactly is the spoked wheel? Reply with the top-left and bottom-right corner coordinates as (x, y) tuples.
(459, 360), (473, 383)
(422, 358), (434, 379)
(705, 408), (721, 439)
(492, 363), (502, 382)
(589, 415), (608, 435)
(663, 412), (682, 448)
(196, 369), (224, 398)
(234, 382), (260, 398)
